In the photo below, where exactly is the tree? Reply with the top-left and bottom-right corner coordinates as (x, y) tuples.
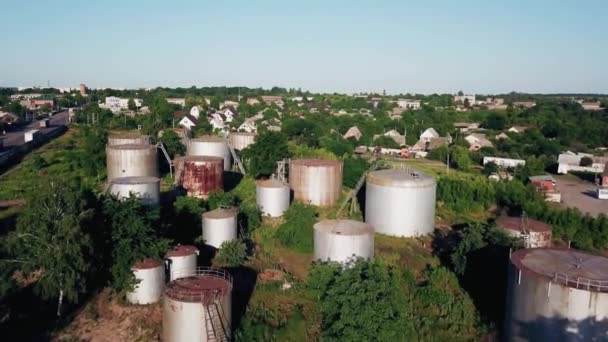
(127, 98), (137, 111)
(580, 156), (593, 167)
(241, 131), (290, 178)
(159, 130), (185, 158)
(4, 180), (94, 317)
(483, 161), (498, 176)
(275, 203), (317, 253)
(213, 240), (247, 267)
(192, 119), (213, 137)
(483, 112), (507, 130)
(373, 136), (400, 149)
(451, 146), (473, 171)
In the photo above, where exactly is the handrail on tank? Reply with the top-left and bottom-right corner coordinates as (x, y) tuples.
(165, 267), (233, 304)
(553, 272), (608, 292)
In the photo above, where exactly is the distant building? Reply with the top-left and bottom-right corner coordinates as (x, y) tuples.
(419, 128), (439, 143)
(261, 96), (284, 107)
(529, 175), (561, 202)
(581, 101), (603, 111)
(79, 84), (87, 96)
(373, 129), (406, 146)
(513, 101), (536, 109)
(485, 98), (507, 110)
(0, 112), (21, 125)
(454, 94), (476, 104)
(453, 122), (480, 133)
(465, 133), (493, 151)
(397, 99), (421, 110)
(10, 93), (43, 101)
(222, 100), (239, 108)
(495, 132), (510, 140)
(190, 106), (203, 119)
(343, 126), (362, 141)
(167, 98), (186, 107)
(483, 157), (526, 169)
(30, 99), (55, 109)
(177, 113), (200, 131)
(557, 151), (608, 174)
(103, 97), (142, 113)
(507, 126), (530, 134)
(246, 98), (261, 105)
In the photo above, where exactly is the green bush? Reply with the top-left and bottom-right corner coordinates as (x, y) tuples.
(214, 240), (247, 267)
(275, 203), (317, 253)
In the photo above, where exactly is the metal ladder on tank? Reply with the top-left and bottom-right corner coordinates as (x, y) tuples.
(336, 160), (380, 218)
(156, 142), (174, 179)
(205, 300), (230, 342)
(224, 137), (246, 175)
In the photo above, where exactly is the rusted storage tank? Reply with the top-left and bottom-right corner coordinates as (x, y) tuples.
(108, 176), (160, 206)
(495, 216), (552, 248)
(163, 267), (232, 342)
(504, 248), (608, 341)
(107, 131), (146, 146)
(229, 132), (256, 150)
(175, 156), (224, 198)
(187, 136), (232, 171)
(106, 144), (158, 180)
(314, 220), (374, 263)
(165, 245), (199, 281)
(126, 258), (165, 305)
(202, 207), (238, 249)
(365, 168), (436, 237)
(289, 159), (343, 207)
(256, 179), (290, 217)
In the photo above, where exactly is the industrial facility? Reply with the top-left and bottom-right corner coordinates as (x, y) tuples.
(313, 219), (374, 263)
(495, 216), (552, 248)
(365, 168), (436, 237)
(165, 245), (200, 282)
(106, 144), (159, 180)
(126, 258), (165, 305)
(289, 159), (343, 207)
(202, 207), (238, 249)
(187, 136), (232, 171)
(107, 131), (147, 146)
(504, 248), (608, 341)
(175, 156), (224, 198)
(108, 176), (160, 206)
(256, 178), (290, 217)
(229, 131), (256, 151)
(163, 267), (233, 342)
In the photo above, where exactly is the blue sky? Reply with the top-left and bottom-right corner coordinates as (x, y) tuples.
(1, 0), (607, 94)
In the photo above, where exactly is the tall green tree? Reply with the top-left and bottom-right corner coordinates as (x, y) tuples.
(159, 130), (185, 158)
(242, 131), (290, 178)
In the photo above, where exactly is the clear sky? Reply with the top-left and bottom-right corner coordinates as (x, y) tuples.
(1, 0), (607, 94)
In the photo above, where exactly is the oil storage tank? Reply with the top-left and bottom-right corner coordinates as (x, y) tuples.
(256, 179), (290, 217)
(187, 136), (232, 171)
(108, 176), (160, 206)
(106, 144), (158, 180)
(289, 159), (343, 207)
(229, 132), (256, 150)
(175, 156), (223, 198)
(314, 220), (374, 263)
(202, 207), (238, 249)
(365, 168), (436, 237)
(165, 245), (199, 281)
(504, 248), (608, 341)
(163, 267), (232, 342)
(126, 258), (165, 305)
(107, 131), (146, 146)
(496, 216), (552, 248)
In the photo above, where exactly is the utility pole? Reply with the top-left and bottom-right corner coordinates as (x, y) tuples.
(446, 152), (450, 173)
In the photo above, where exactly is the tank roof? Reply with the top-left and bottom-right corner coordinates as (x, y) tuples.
(496, 216), (551, 233)
(367, 169), (435, 187)
(290, 159), (342, 167)
(166, 245), (199, 257)
(109, 131), (142, 138)
(190, 135), (225, 143)
(314, 219), (374, 235)
(132, 258), (162, 270)
(231, 131), (256, 136)
(256, 178), (289, 188)
(107, 143), (154, 150)
(202, 207), (238, 219)
(511, 248), (608, 292)
(165, 268), (232, 303)
(110, 176), (160, 184)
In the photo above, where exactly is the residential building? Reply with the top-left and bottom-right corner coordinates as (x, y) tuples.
(485, 98), (507, 110)
(483, 157), (526, 168)
(557, 151), (608, 174)
(238, 113), (264, 133)
(79, 84), (87, 96)
(495, 132), (510, 140)
(529, 175), (561, 202)
(454, 94), (476, 104)
(343, 126), (362, 141)
(30, 99), (55, 109)
(373, 129), (406, 146)
(219, 106), (239, 122)
(513, 101), (536, 109)
(465, 133), (493, 151)
(167, 98), (186, 107)
(419, 128), (439, 143)
(261, 96), (284, 107)
(581, 101), (603, 111)
(222, 100), (239, 108)
(207, 113), (226, 131)
(0, 112), (20, 125)
(397, 99), (421, 110)
(453, 122), (481, 133)
(190, 106), (203, 119)
(10, 93), (43, 101)
(246, 97), (261, 105)
(508, 126), (530, 134)
(103, 97), (142, 113)
(177, 113), (200, 131)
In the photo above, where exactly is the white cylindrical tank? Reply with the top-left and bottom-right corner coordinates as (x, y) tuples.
(202, 207), (238, 249)
(505, 248), (608, 342)
(107, 131), (146, 146)
(289, 159), (343, 207)
(256, 179), (290, 217)
(229, 132), (256, 150)
(108, 176), (160, 206)
(365, 169), (436, 237)
(126, 259), (165, 305)
(165, 245), (199, 281)
(187, 136), (232, 171)
(163, 267), (233, 342)
(314, 220), (374, 263)
(106, 144), (158, 180)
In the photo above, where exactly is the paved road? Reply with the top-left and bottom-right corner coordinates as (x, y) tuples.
(555, 174), (608, 217)
(2, 111), (69, 147)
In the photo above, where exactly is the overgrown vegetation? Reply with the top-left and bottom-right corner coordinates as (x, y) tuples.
(275, 203), (317, 253)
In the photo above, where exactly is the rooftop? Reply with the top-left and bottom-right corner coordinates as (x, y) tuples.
(165, 268), (232, 303)
(166, 245), (199, 258)
(495, 216), (552, 233)
(202, 207), (238, 219)
(132, 258), (162, 270)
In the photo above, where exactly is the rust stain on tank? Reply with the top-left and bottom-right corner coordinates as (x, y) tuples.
(289, 159), (343, 207)
(177, 156), (224, 198)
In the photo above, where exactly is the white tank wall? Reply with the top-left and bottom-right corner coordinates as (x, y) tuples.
(504, 265), (608, 341)
(107, 136), (146, 146)
(256, 181), (290, 217)
(163, 293), (231, 342)
(166, 254), (198, 281)
(126, 265), (165, 304)
(202, 213), (238, 248)
(106, 145), (158, 180)
(109, 177), (160, 206)
(187, 139), (232, 171)
(314, 228), (374, 263)
(229, 132), (256, 150)
(365, 175), (436, 237)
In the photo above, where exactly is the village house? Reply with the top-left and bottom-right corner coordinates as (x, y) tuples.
(246, 98), (261, 105)
(513, 101), (536, 109)
(343, 126), (362, 141)
(397, 99), (421, 110)
(580, 101), (604, 111)
(373, 129), (406, 146)
(465, 133), (493, 151)
(453, 122), (481, 133)
(507, 126), (530, 134)
(454, 94), (476, 104)
(557, 151), (608, 174)
(166, 98), (186, 107)
(261, 96), (284, 107)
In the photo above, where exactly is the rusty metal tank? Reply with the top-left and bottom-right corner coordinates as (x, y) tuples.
(365, 168), (436, 237)
(107, 131), (147, 146)
(163, 267), (232, 342)
(289, 159), (343, 207)
(314, 220), (374, 263)
(126, 258), (165, 305)
(504, 248), (608, 341)
(496, 216), (552, 248)
(256, 178), (290, 217)
(187, 136), (232, 171)
(229, 132), (256, 150)
(175, 156), (224, 198)
(106, 144), (158, 180)
(108, 176), (160, 206)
